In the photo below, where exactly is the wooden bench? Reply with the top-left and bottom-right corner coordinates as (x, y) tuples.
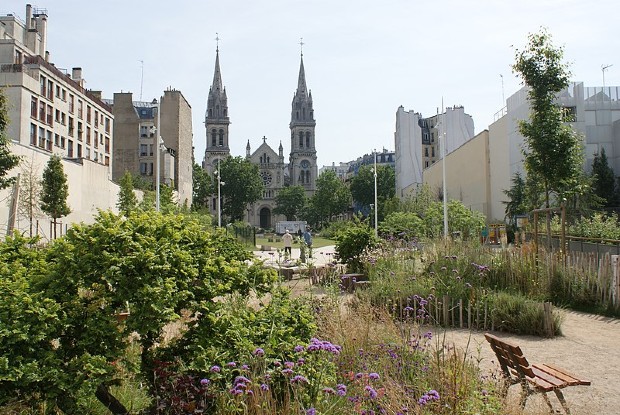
(484, 333), (590, 414)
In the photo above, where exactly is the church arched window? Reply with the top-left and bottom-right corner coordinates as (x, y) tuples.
(209, 108), (213, 117)
(299, 132), (304, 148)
(219, 129), (224, 146)
(305, 170), (311, 183)
(306, 132), (311, 148)
(211, 129), (217, 146)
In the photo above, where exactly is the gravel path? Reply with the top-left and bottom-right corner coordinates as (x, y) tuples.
(430, 310), (620, 414)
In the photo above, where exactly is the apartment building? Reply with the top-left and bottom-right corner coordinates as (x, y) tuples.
(0, 5), (113, 167)
(394, 105), (474, 198)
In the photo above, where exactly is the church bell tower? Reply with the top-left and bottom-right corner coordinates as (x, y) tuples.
(203, 40), (230, 174)
(289, 46), (317, 196)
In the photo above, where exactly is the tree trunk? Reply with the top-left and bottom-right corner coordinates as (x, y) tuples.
(95, 383), (128, 414)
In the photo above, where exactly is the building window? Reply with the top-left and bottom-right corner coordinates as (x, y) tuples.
(77, 143), (82, 158)
(68, 140), (74, 157)
(55, 85), (60, 98)
(211, 129), (217, 146)
(149, 162), (154, 176)
(140, 144), (148, 156)
(38, 127), (45, 148)
(54, 133), (60, 147)
(86, 127), (91, 145)
(40, 76), (46, 97)
(77, 122), (83, 141)
(104, 118), (110, 133)
(424, 148), (429, 157)
(38, 102), (45, 122)
(94, 110), (99, 127)
(30, 124), (36, 146)
(14, 50), (22, 64)
(68, 117), (74, 136)
(46, 131), (52, 151)
(69, 95), (74, 113)
(31, 97), (37, 118)
(60, 136), (66, 149)
(77, 100), (83, 119)
(47, 80), (53, 100)
(61, 89), (66, 101)
(431, 147), (435, 157)
(140, 162), (148, 175)
(86, 106), (91, 124)
(306, 132), (311, 148)
(46, 105), (53, 125)
(299, 131), (304, 148)
(219, 129), (224, 146)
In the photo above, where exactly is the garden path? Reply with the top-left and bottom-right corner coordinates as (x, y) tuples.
(429, 310), (620, 415)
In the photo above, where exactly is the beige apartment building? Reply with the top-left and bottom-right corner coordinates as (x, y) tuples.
(110, 89), (193, 206)
(0, 5), (119, 238)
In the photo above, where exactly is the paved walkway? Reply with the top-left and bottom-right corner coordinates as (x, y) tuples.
(253, 245), (338, 267)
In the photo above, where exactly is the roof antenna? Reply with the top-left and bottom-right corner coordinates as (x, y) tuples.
(299, 37), (304, 57)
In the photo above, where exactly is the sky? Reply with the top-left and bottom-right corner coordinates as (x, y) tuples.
(3, 0), (619, 168)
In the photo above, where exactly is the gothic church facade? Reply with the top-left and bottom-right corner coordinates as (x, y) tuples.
(202, 47), (318, 229)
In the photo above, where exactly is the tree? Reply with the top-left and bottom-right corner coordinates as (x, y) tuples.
(116, 171), (138, 216)
(0, 89), (21, 190)
(41, 154), (71, 239)
(273, 185), (307, 220)
(590, 148), (617, 207)
(349, 164), (395, 221)
(306, 170), (351, 228)
(513, 28), (585, 244)
(218, 156), (263, 222)
(513, 29), (584, 207)
(159, 183), (177, 213)
(192, 162), (211, 210)
(17, 156), (44, 237)
(503, 172), (528, 226)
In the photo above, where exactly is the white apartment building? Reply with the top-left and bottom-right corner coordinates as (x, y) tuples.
(394, 105), (474, 198)
(0, 5), (118, 238)
(0, 5), (113, 167)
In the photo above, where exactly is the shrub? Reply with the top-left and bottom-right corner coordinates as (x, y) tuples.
(334, 220), (378, 273)
(379, 211), (425, 239)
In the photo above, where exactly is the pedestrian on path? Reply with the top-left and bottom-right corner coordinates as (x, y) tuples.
(282, 229), (293, 257)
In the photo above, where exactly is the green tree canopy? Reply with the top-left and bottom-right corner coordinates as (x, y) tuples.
(41, 154), (70, 238)
(273, 185), (307, 220)
(306, 170), (351, 228)
(117, 171), (138, 216)
(590, 148), (617, 208)
(503, 172), (528, 225)
(218, 156), (263, 222)
(349, 164), (395, 221)
(0, 89), (21, 190)
(192, 162), (212, 210)
(513, 28), (585, 209)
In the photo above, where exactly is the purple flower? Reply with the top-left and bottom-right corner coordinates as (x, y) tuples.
(209, 365), (221, 373)
(260, 383), (269, 391)
(355, 372), (364, 379)
(200, 378), (210, 386)
(369, 372), (380, 380)
(284, 361), (295, 369)
(291, 375), (309, 384)
(282, 368), (293, 376)
(336, 383), (347, 396)
(294, 345), (305, 353)
(241, 364), (250, 370)
(227, 361), (237, 367)
(253, 348), (265, 357)
(365, 385), (378, 399)
(322, 387), (335, 394)
(306, 408), (316, 415)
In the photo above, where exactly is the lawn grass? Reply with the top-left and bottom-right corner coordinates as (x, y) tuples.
(253, 235), (334, 250)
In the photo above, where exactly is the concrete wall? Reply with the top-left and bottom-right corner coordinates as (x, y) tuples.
(488, 115), (511, 222)
(0, 142), (120, 240)
(423, 130), (491, 219)
(394, 107), (423, 197)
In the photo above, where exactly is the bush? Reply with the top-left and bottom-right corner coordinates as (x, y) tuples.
(334, 220), (378, 273)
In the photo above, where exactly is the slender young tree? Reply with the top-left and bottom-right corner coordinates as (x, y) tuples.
(17, 156), (44, 237)
(513, 28), (585, 245)
(349, 164), (395, 221)
(41, 154), (71, 239)
(117, 171), (138, 216)
(0, 89), (21, 190)
(513, 28), (584, 207)
(590, 148), (617, 207)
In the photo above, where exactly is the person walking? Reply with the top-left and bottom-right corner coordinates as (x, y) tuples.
(282, 229), (293, 257)
(303, 228), (313, 258)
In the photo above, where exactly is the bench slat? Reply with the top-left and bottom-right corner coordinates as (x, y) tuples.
(535, 364), (591, 386)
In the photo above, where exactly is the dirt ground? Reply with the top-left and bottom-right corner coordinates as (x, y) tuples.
(429, 310), (620, 415)
(281, 276), (620, 415)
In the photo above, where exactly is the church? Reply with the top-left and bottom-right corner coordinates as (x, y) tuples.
(202, 45), (318, 229)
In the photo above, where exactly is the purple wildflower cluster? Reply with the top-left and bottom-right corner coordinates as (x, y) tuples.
(418, 389), (440, 406)
(306, 337), (342, 355)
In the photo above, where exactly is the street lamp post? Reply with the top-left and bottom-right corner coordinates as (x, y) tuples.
(215, 159), (225, 227)
(154, 99), (161, 212)
(373, 150), (378, 238)
(441, 104), (448, 239)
